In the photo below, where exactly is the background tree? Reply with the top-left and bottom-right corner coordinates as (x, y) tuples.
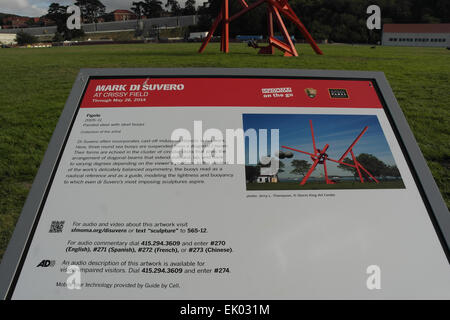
(245, 165), (260, 183)
(338, 157), (358, 180)
(131, 1), (146, 18)
(356, 153), (389, 178)
(183, 0), (197, 15)
(75, 0), (106, 23)
(100, 12), (115, 22)
(337, 153), (399, 181)
(166, 0), (182, 15)
(15, 31), (38, 46)
(46, 3), (85, 41)
(46, 3), (69, 33)
(195, 2), (214, 32)
(25, 18), (37, 27)
(290, 159), (310, 177)
(142, 0), (164, 18)
(52, 32), (65, 42)
(245, 159), (285, 182)
(278, 161), (285, 173)
(197, 0), (450, 44)
(383, 165), (401, 178)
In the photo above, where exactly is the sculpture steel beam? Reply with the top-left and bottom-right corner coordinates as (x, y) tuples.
(199, 0), (323, 56)
(282, 120), (379, 185)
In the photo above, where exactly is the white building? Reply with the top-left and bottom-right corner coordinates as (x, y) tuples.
(0, 33), (17, 45)
(382, 24), (450, 47)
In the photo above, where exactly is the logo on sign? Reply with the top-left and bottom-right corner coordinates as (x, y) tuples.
(305, 88), (317, 98)
(36, 260), (56, 268)
(329, 88), (349, 99)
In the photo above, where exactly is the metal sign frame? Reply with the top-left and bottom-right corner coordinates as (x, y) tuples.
(0, 68), (449, 299)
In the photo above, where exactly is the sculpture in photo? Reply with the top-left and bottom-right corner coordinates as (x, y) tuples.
(282, 120), (380, 185)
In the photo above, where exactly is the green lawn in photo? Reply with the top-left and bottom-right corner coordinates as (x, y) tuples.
(0, 42), (449, 260)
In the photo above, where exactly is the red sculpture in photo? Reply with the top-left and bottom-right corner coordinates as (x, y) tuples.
(198, 0), (323, 57)
(282, 120), (380, 185)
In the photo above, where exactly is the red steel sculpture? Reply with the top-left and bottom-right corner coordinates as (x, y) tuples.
(282, 120), (380, 185)
(198, 0), (323, 56)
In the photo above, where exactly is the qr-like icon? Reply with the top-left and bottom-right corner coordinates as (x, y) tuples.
(49, 221), (65, 233)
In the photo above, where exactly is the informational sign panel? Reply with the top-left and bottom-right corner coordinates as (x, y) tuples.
(1, 69), (449, 299)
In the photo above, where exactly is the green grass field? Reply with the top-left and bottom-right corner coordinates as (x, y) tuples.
(247, 180), (405, 190)
(0, 43), (449, 260)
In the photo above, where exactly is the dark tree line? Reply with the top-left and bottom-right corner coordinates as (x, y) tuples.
(131, 0), (164, 18)
(131, 0), (197, 18)
(15, 31), (38, 45)
(245, 160), (285, 182)
(245, 153), (401, 182)
(196, 0), (450, 43)
(75, 0), (105, 23)
(338, 153), (401, 180)
(44, 0), (198, 41)
(38, 0), (449, 44)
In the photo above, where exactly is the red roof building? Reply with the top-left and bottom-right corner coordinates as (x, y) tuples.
(2, 16), (31, 28)
(112, 10), (137, 21)
(383, 24), (450, 33)
(382, 24), (450, 47)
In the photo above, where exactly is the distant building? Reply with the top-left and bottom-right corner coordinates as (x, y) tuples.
(2, 15), (30, 28)
(0, 15), (50, 29)
(382, 24), (450, 47)
(39, 17), (55, 27)
(0, 33), (17, 45)
(112, 10), (137, 21)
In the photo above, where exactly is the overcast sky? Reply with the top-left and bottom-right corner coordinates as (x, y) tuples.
(1, 0), (205, 17)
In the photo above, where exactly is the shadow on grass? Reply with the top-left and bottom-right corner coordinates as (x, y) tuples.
(109, 49), (266, 58)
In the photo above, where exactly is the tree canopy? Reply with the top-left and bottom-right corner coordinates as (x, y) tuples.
(74, 0), (105, 23)
(290, 159), (310, 177)
(338, 153), (401, 180)
(197, 0), (450, 43)
(142, 0), (164, 18)
(166, 0), (182, 15)
(131, 1), (146, 18)
(46, 2), (85, 40)
(184, 0), (197, 15)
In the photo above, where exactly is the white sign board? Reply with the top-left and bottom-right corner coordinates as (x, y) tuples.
(1, 69), (449, 299)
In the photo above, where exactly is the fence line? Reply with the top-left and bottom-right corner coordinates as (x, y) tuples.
(0, 15), (198, 35)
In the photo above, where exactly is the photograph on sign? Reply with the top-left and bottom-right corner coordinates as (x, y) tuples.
(243, 114), (404, 190)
